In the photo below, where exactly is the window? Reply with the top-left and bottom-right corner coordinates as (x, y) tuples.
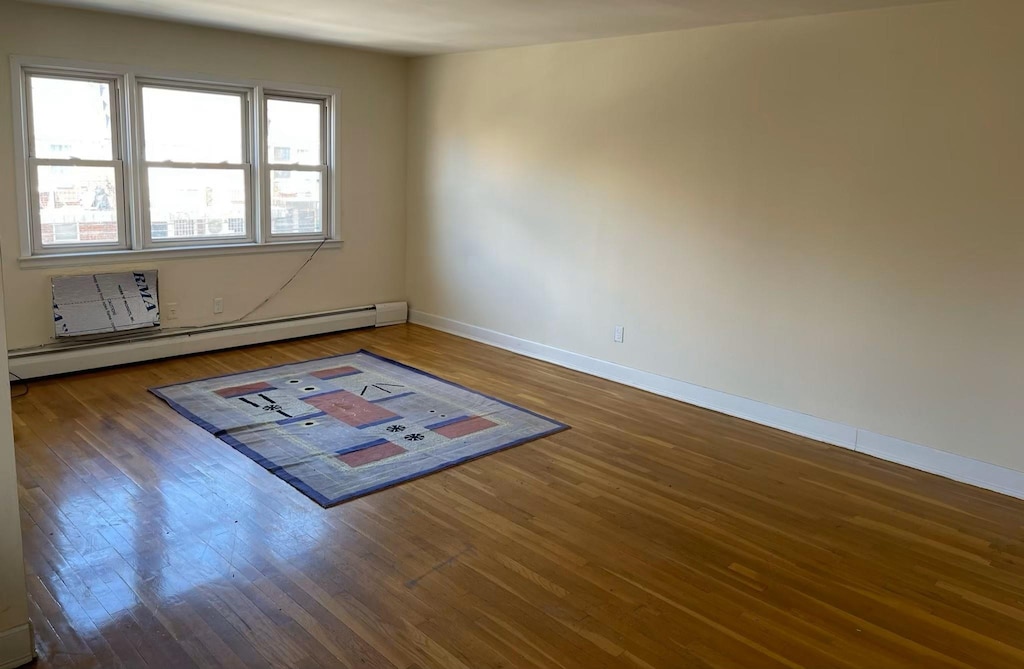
(141, 84), (251, 244)
(12, 58), (338, 261)
(25, 74), (126, 251)
(265, 95), (328, 238)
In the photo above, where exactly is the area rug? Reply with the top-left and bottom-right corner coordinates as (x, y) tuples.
(150, 350), (568, 507)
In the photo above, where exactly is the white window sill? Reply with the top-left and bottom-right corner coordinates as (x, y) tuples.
(18, 239), (342, 269)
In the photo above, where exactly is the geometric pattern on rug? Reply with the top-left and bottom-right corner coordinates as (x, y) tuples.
(150, 350), (569, 507)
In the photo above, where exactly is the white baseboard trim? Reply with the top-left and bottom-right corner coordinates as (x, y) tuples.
(0, 623), (34, 669)
(854, 431), (1024, 501)
(10, 307), (379, 380)
(410, 309), (1024, 501)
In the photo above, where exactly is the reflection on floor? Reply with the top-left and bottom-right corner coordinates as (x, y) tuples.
(14, 324), (1024, 668)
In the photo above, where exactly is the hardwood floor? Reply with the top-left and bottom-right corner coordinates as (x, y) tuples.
(12, 324), (1024, 668)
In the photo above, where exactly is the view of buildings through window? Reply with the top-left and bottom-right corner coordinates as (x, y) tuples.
(30, 75), (324, 247)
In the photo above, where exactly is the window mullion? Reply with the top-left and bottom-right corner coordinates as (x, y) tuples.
(264, 164), (326, 171)
(144, 161), (249, 170)
(112, 73), (133, 252)
(126, 71), (146, 251)
(255, 85), (267, 245)
(322, 93), (332, 240)
(32, 158), (119, 168)
(242, 87), (259, 245)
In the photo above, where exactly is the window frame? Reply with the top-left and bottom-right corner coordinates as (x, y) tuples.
(136, 78), (256, 248)
(10, 56), (340, 266)
(21, 67), (132, 255)
(263, 92), (331, 242)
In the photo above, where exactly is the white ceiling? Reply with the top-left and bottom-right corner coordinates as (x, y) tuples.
(22, 0), (946, 55)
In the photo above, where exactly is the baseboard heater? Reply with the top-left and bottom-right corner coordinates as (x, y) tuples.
(8, 301), (408, 380)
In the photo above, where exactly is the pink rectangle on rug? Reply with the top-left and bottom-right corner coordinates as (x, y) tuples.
(433, 416), (498, 438)
(305, 390), (398, 428)
(311, 365), (360, 380)
(338, 441), (406, 467)
(215, 381), (274, 398)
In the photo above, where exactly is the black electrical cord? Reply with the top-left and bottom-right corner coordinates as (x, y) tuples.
(230, 237), (329, 324)
(9, 372), (29, 399)
(164, 237), (329, 332)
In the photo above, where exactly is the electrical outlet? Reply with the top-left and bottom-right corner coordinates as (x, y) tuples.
(165, 302), (178, 321)
(613, 325), (624, 343)
(213, 297), (224, 314)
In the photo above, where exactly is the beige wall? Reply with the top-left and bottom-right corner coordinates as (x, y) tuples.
(0, 1), (408, 350)
(407, 0), (1024, 472)
(0, 274), (30, 662)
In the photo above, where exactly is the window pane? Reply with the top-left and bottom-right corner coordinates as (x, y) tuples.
(148, 168), (247, 241)
(267, 98), (321, 165)
(271, 170), (322, 235)
(142, 87), (243, 163)
(36, 165), (119, 246)
(30, 76), (113, 160)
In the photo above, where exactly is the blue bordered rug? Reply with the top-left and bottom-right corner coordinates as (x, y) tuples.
(150, 350), (569, 507)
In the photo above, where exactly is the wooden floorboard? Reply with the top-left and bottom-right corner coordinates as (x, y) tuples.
(12, 323), (1024, 668)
